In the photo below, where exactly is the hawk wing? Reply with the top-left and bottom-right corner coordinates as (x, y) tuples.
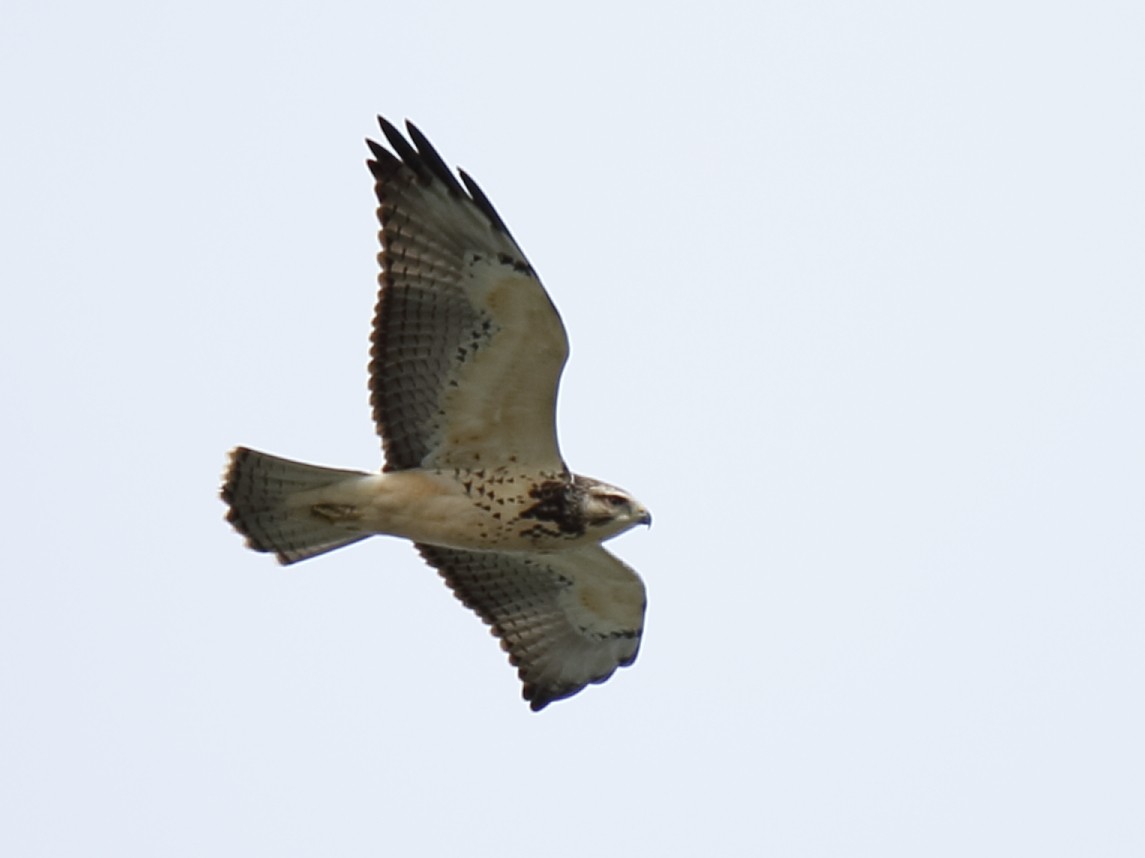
(367, 118), (569, 473)
(417, 543), (646, 711)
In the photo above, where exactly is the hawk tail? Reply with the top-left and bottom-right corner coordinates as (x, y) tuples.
(221, 447), (370, 564)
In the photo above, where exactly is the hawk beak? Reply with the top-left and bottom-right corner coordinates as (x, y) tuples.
(639, 511), (652, 528)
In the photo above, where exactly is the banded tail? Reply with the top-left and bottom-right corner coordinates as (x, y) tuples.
(221, 447), (371, 564)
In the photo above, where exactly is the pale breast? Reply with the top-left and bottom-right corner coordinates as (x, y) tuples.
(299, 467), (593, 552)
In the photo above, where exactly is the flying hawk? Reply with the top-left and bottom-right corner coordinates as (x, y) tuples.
(221, 117), (650, 711)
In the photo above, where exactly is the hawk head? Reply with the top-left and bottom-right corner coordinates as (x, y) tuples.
(578, 477), (652, 539)
(519, 475), (651, 543)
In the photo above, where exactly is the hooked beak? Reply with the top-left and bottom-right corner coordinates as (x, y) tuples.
(639, 510), (652, 528)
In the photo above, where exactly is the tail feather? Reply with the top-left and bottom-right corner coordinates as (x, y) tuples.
(221, 447), (371, 564)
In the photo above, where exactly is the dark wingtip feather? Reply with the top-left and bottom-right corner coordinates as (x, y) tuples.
(376, 115), (427, 180)
(367, 116), (517, 239)
(405, 121), (467, 197)
(458, 169), (510, 234)
(525, 683), (554, 712)
(365, 137), (400, 179)
(365, 137), (387, 160)
(376, 115), (406, 150)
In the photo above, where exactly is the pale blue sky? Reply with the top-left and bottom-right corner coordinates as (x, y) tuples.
(2, 1), (1143, 855)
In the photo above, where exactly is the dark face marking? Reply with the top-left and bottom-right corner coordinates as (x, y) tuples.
(519, 479), (586, 536)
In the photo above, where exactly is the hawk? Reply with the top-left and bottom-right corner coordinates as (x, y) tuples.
(222, 117), (650, 711)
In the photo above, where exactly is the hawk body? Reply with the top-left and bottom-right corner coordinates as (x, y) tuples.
(222, 118), (649, 710)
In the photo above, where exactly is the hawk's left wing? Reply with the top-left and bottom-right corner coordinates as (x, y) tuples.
(416, 543), (646, 710)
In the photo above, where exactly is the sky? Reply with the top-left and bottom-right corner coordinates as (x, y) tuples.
(2, 1), (1143, 855)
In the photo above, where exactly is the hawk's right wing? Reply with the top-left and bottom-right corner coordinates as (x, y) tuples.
(367, 119), (570, 474)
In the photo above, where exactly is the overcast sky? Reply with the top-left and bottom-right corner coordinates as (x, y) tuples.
(2, 1), (1143, 855)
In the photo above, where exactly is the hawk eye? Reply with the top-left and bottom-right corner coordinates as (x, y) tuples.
(603, 493), (628, 507)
